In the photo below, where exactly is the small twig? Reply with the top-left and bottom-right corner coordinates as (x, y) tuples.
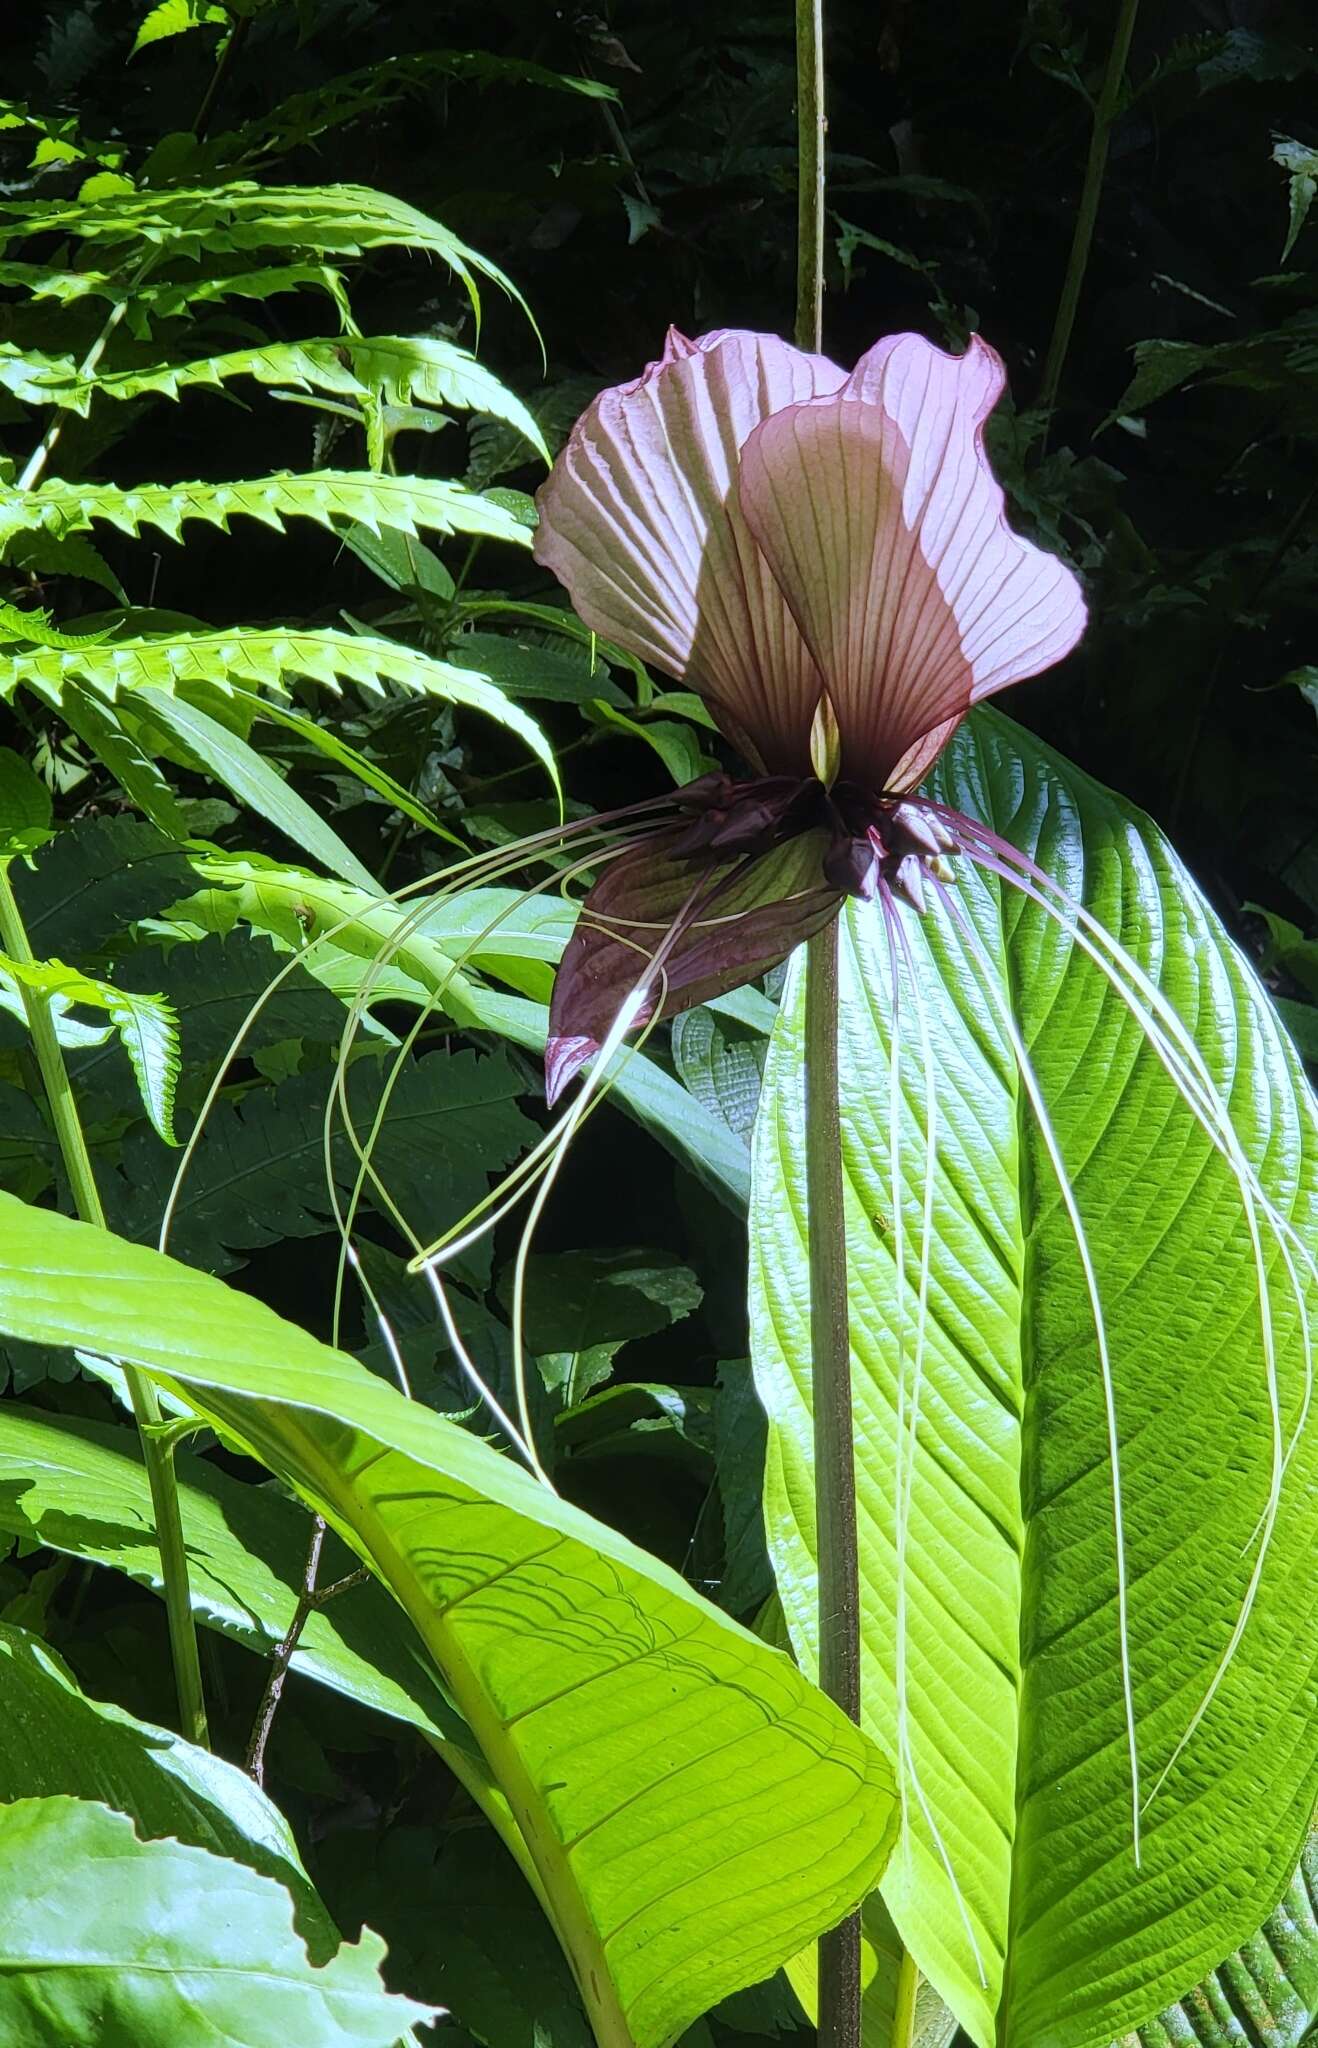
(245, 1513), (368, 1787)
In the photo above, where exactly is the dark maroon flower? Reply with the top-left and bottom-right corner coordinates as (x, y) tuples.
(533, 326), (1086, 1100)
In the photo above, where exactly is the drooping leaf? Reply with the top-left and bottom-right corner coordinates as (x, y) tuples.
(751, 710), (1318, 2048)
(0, 1191), (899, 2048)
(0, 1621), (337, 1957)
(133, 689), (378, 891)
(0, 333), (548, 454)
(0, 1795), (435, 2046)
(198, 856), (753, 1208)
(4, 624), (559, 799)
(0, 181), (523, 324)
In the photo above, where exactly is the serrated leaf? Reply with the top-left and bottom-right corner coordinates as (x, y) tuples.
(751, 711), (1318, 2048)
(0, 333), (548, 456)
(0, 952), (178, 1143)
(0, 1795), (435, 2046)
(130, 0), (227, 56)
(0, 470), (532, 551)
(3, 623), (559, 800)
(0, 181), (523, 325)
(112, 1046), (536, 1273)
(10, 815), (195, 956)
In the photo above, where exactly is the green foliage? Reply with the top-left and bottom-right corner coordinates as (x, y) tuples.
(2, 9), (1317, 2048)
(0, 1795), (435, 2046)
(0, 1621), (336, 1953)
(1125, 1830), (1317, 2047)
(751, 714), (1317, 2048)
(0, 1189), (900, 2048)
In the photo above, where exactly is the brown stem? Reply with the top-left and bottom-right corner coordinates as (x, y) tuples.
(244, 1514), (368, 1787)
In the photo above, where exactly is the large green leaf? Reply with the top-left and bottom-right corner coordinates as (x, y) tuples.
(0, 1795), (433, 2046)
(0, 1192), (897, 2048)
(750, 712), (1318, 2048)
(1123, 1829), (1317, 2048)
(0, 1621), (337, 1957)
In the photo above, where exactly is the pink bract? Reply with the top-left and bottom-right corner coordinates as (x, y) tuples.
(533, 326), (1086, 792)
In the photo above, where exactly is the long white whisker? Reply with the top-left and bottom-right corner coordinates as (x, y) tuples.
(936, 875), (1143, 1867)
(950, 832), (1297, 1794)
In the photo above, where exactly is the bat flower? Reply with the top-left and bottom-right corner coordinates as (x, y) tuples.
(533, 326), (1087, 1103)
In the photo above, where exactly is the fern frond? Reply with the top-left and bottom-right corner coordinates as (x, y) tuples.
(0, 260), (353, 337)
(0, 471), (533, 551)
(3, 626), (558, 794)
(0, 952), (178, 1144)
(131, 0), (226, 56)
(0, 335), (548, 455)
(0, 598), (111, 648)
(0, 182), (522, 324)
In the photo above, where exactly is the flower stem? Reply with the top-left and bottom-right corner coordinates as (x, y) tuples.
(805, 917), (862, 2048)
(0, 862), (209, 1748)
(1037, 0), (1141, 423)
(796, 3), (861, 2038)
(794, 0), (826, 354)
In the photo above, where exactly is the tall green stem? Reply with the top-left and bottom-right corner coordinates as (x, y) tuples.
(804, 919), (861, 2048)
(794, 0), (826, 354)
(1037, 0), (1141, 422)
(796, 12), (862, 2043)
(0, 865), (209, 1747)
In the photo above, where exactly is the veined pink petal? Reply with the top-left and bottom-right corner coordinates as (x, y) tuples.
(545, 828), (841, 1103)
(737, 332), (1086, 792)
(533, 330), (846, 774)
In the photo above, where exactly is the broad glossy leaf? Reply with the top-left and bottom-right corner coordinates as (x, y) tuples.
(750, 711), (1318, 2048)
(0, 1193), (897, 2048)
(0, 1795), (433, 2046)
(1122, 1830), (1317, 2048)
(0, 1621), (336, 1956)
